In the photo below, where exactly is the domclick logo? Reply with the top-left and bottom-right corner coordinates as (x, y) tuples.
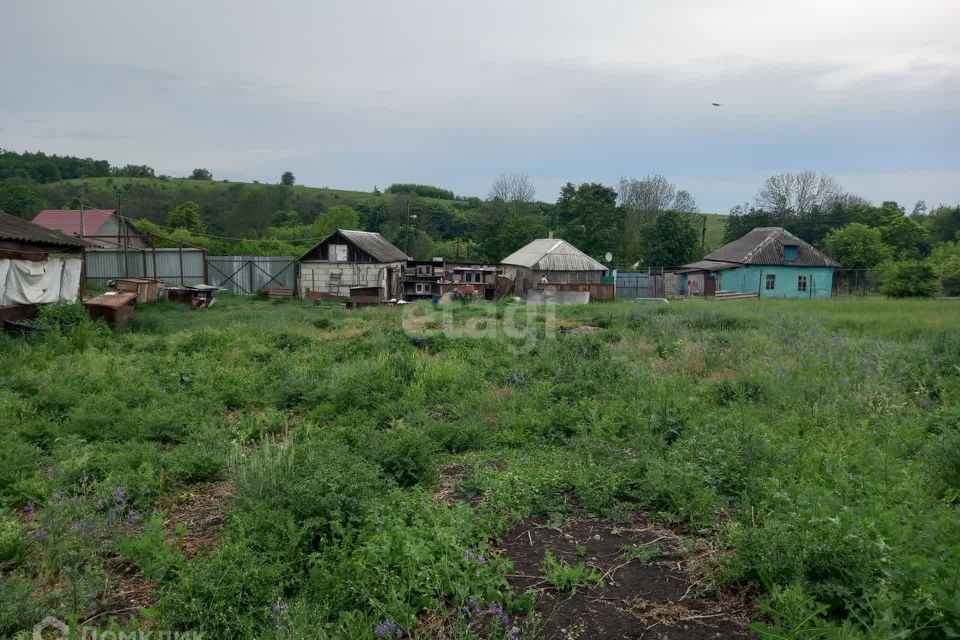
(32, 616), (205, 640)
(33, 616), (68, 640)
(400, 300), (556, 354)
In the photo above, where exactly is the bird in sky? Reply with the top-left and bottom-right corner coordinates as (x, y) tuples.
(711, 102), (722, 107)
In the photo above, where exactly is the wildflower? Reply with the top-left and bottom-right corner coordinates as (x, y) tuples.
(37, 526), (48, 541)
(113, 486), (127, 505)
(24, 501), (35, 519)
(268, 600), (290, 630)
(462, 549), (474, 562)
(777, 365), (786, 377)
(126, 511), (142, 525)
(79, 475), (90, 486)
(373, 619), (399, 638)
(468, 596), (482, 614)
(52, 491), (64, 505)
(475, 555), (487, 565)
(919, 398), (931, 409)
(140, 484), (150, 496)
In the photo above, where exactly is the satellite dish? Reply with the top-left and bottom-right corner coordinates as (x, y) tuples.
(604, 252), (613, 262)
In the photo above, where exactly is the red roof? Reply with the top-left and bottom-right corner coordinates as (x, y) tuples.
(32, 209), (117, 238)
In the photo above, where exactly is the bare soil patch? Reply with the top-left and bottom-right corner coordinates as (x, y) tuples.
(500, 515), (752, 640)
(161, 480), (234, 558)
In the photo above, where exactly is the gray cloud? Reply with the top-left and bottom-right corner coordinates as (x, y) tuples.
(1, 0), (957, 209)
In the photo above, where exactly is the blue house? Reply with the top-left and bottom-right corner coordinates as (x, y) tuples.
(679, 227), (838, 299)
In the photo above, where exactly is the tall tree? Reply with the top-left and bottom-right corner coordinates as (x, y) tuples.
(280, 171), (296, 186)
(754, 171), (842, 216)
(640, 210), (699, 267)
(190, 168), (213, 180)
(824, 223), (890, 269)
(167, 201), (205, 234)
(554, 182), (620, 260)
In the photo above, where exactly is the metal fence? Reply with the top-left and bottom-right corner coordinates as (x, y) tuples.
(206, 256), (296, 295)
(85, 248), (208, 286)
(84, 249), (297, 295)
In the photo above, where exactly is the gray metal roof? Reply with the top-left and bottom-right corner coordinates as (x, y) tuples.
(678, 259), (744, 273)
(501, 238), (607, 272)
(299, 229), (410, 263)
(0, 211), (88, 248)
(336, 229), (409, 262)
(705, 227), (839, 267)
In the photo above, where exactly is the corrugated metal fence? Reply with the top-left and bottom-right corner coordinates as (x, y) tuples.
(85, 248), (208, 286)
(616, 271), (656, 299)
(206, 256), (296, 294)
(84, 249), (296, 295)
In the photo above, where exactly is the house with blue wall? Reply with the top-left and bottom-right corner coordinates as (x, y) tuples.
(678, 227), (838, 299)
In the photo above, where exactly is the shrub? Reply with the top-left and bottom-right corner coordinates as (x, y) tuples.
(881, 261), (940, 298)
(368, 427), (437, 487)
(0, 512), (30, 568)
(35, 302), (90, 334)
(116, 515), (185, 582)
(425, 420), (488, 453)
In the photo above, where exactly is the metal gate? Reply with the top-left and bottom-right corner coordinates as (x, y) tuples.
(615, 271), (655, 299)
(205, 256), (296, 295)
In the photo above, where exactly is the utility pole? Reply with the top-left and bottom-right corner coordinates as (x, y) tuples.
(700, 214), (707, 259)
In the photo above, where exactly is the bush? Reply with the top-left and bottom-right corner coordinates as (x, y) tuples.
(881, 261), (940, 298)
(0, 512), (30, 568)
(35, 302), (90, 334)
(368, 427), (437, 487)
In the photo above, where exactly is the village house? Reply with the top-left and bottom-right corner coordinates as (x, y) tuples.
(500, 238), (610, 302)
(32, 208), (148, 249)
(0, 211), (87, 322)
(297, 229), (409, 302)
(679, 227), (839, 299)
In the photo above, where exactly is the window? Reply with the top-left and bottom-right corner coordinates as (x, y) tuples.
(415, 282), (430, 294)
(329, 244), (347, 262)
(783, 245), (798, 261)
(765, 274), (776, 290)
(416, 264), (433, 276)
(797, 275), (808, 292)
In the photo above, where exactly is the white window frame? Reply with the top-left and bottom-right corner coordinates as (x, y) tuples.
(797, 275), (808, 292)
(765, 273), (776, 291)
(415, 282), (430, 294)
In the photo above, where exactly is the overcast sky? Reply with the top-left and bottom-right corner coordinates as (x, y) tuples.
(2, 0), (958, 211)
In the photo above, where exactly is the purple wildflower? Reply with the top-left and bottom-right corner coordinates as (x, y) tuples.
(79, 475), (90, 486)
(469, 596), (482, 614)
(919, 398), (931, 409)
(126, 511), (142, 525)
(52, 491), (64, 505)
(140, 484), (150, 496)
(95, 498), (105, 511)
(462, 549), (474, 562)
(475, 555), (487, 565)
(374, 619), (399, 639)
(37, 526), (48, 541)
(24, 501), (35, 519)
(113, 486), (127, 505)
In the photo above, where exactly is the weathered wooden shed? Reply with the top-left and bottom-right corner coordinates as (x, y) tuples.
(500, 238), (608, 300)
(297, 229), (409, 301)
(0, 211), (87, 322)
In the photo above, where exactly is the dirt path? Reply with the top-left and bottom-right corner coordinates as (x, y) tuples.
(501, 515), (752, 640)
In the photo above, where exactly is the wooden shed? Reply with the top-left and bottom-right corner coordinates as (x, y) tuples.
(297, 229), (409, 302)
(0, 211), (87, 322)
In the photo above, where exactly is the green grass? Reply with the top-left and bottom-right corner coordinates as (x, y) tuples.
(1, 296), (958, 638)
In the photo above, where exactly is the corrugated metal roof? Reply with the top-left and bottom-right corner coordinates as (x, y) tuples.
(0, 211), (88, 248)
(32, 209), (116, 237)
(678, 259), (744, 273)
(337, 229), (409, 262)
(705, 227), (839, 267)
(501, 238), (607, 272)
(299, 229), (409, 263)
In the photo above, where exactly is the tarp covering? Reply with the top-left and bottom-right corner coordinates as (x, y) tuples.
(0, 258), (83, 307)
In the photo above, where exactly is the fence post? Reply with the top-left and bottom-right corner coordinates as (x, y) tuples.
(178, 244), (185, 285)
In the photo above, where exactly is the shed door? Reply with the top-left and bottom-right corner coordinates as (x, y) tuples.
(705, 275), (717, 296)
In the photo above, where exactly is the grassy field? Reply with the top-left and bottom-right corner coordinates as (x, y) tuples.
(1, 296), (957, 639)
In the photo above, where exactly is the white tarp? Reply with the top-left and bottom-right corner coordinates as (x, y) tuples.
(0, 257), (83, 307)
